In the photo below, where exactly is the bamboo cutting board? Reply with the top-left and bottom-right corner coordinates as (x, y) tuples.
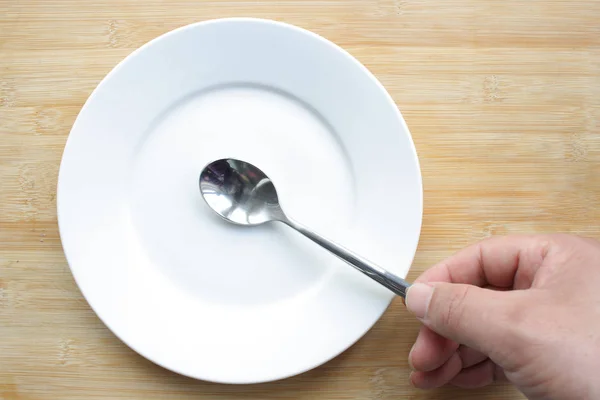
(1, 1), (599, 399)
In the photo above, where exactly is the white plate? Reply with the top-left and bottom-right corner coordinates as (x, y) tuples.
(57, 18), (422, 384)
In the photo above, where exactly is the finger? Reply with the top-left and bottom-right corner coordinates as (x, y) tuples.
(410, 352), (462, 390)
(409, 325), (459, 372)
(458, 345), (488, 368)
(450, 360), (506, 389)
(411, 344), (488, 386)
(415, 235), (551, 289)
(406, 282), (525, 357)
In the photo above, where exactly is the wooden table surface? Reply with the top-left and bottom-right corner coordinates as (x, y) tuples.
(1, 0), (599, 398)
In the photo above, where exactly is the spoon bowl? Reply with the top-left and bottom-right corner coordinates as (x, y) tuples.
(199, 158), (285, 226)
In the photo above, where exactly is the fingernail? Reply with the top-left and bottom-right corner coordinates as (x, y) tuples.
(406, 283), (433, 319)
(408, 372), (416, 387)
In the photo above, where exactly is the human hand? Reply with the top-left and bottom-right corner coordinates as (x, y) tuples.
(405, 234), (600, 400)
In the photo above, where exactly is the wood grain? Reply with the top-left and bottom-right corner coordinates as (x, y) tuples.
(1, 0), (599, 398)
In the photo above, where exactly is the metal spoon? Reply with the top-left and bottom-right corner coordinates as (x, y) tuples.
(199, 158), (411, 298)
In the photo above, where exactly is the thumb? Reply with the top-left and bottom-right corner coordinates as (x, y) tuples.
(406, 282), (519, 356)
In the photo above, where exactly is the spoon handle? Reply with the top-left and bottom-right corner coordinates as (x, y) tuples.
(283, 218), (411, 298)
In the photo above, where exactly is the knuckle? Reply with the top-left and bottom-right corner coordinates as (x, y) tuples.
(438, 285), (471, 330)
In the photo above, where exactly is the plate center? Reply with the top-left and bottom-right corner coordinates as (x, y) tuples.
(129, 84), (356, 306)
